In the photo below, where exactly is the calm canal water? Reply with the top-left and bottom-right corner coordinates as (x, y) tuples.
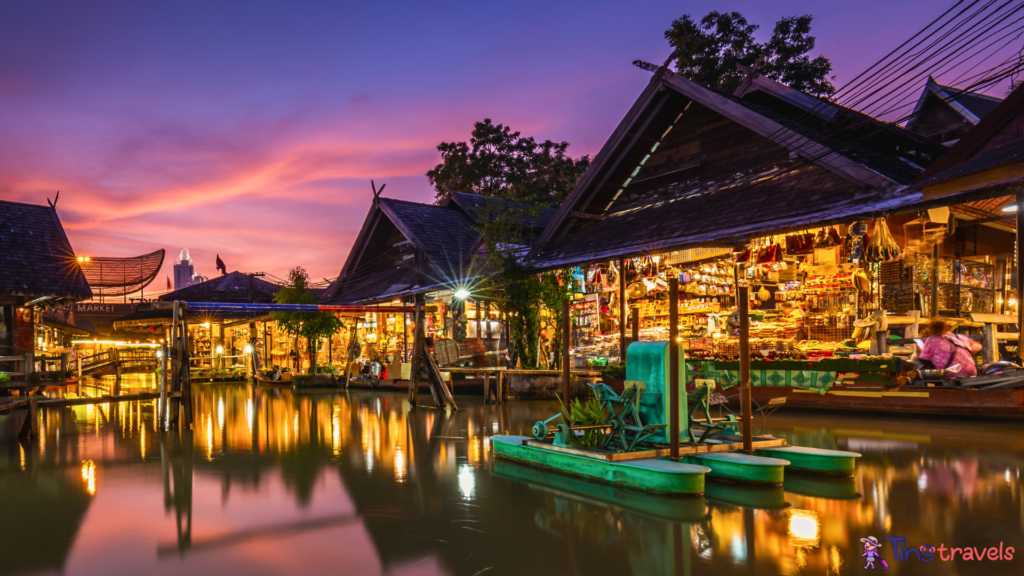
(1, 375), (1022, 575)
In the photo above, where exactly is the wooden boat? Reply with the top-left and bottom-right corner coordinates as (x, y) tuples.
(491, 435), (710, 496)
(722, 384), (1024, 418)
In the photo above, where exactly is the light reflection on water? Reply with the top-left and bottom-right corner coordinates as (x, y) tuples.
(0, 374), (1021, 575)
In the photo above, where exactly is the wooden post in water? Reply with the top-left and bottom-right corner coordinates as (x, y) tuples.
(738, 284), (753, 454)
(561, 298), (571, 402)
(669, 276), (680, 462)
(159, 343), (168, 430)
(929, 243), (940, 318)
(180, 306), (194, 429)
(475, 300), (482, 343)
(29, 395), (39, 437)
(409, 293), (424, 407)
(619, 258), (627, 363)
(170, 302), (181, 427)
(1018, 191), (1023, 348)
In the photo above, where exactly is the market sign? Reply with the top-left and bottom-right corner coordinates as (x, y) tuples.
(75, 303), (137, 315)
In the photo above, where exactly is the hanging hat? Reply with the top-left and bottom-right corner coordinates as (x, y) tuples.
(627, 282), (647, 299)
(853, 269), (871, 293)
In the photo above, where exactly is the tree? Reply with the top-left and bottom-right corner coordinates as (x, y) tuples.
(271, 267), (344, 375)
(426, 118), (590, 204)
(658, 11), (835, 97)
(471, 199), (579, 369)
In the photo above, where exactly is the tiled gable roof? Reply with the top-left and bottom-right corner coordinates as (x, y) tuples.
(158, 270), (281, 303)
(0, 200), (91, 302)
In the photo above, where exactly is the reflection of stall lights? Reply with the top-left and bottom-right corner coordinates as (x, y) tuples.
(215, 346), (224, 355)
(457, 464), (475, 500)
(81, 460), (96, 495)
(918, 473), (928, 492)
(788, 509), (820, 547)
(454, 289), (470, 299)
(394, 447), (406, 480)
(243, 344), (254, 354)
(730, 535), (746, 563)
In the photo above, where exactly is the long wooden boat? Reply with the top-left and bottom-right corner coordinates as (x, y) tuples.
(491, 435), (710, 495)
(721, 384), (1024, 418)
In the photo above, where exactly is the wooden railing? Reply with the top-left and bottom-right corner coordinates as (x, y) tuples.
(0, 354), (32, 382)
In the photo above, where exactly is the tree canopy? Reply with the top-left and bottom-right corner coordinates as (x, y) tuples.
(658, 11), (835, 97)
(426, 118), (590, 205)
(271, 266), (343, 374)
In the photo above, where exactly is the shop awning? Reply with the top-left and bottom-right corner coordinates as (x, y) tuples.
(532, 166), (927, 270)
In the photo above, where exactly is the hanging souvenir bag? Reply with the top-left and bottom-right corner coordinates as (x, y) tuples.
(827, 226), (842, 247)
(786, 233), (814, 255)
(864, 218), (903, 263)
(756, 243), (780, 264)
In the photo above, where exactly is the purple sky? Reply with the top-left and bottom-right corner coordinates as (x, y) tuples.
(0, 0), (990, 291)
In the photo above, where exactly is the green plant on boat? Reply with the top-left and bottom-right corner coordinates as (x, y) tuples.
(0, 372), (10, 384)
(292, 374), (315, 387)
(600, 361), (625, 381)
(27, 372), (43, 385)
(555, 391), (608, 448)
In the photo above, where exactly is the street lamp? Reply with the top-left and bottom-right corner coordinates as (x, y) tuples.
(243, 344), (254, 354)
(454, 289), (470, 299)
(215, 345), (224, 355)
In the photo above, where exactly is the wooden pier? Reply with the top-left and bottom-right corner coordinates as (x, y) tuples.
(2, 301), (197, 438)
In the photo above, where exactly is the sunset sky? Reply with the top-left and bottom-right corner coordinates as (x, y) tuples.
(0, 0), (991, 291)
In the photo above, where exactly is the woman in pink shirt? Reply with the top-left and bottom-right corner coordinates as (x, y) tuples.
(918, 320), (981, 377)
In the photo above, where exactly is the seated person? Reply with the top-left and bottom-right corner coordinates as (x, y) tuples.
(918, 320), (982, 377)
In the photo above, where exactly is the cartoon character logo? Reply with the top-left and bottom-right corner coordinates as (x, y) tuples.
(861, 536), (888, 569)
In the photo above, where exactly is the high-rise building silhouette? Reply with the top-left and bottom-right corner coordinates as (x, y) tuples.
(173, 249), (196, 290)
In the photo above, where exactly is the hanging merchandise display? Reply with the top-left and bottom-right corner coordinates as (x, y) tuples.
(864, 218), (903, 263)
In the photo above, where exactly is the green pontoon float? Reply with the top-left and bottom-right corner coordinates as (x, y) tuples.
(491, 341), (860, 494)
(490, 435), (710, 496)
